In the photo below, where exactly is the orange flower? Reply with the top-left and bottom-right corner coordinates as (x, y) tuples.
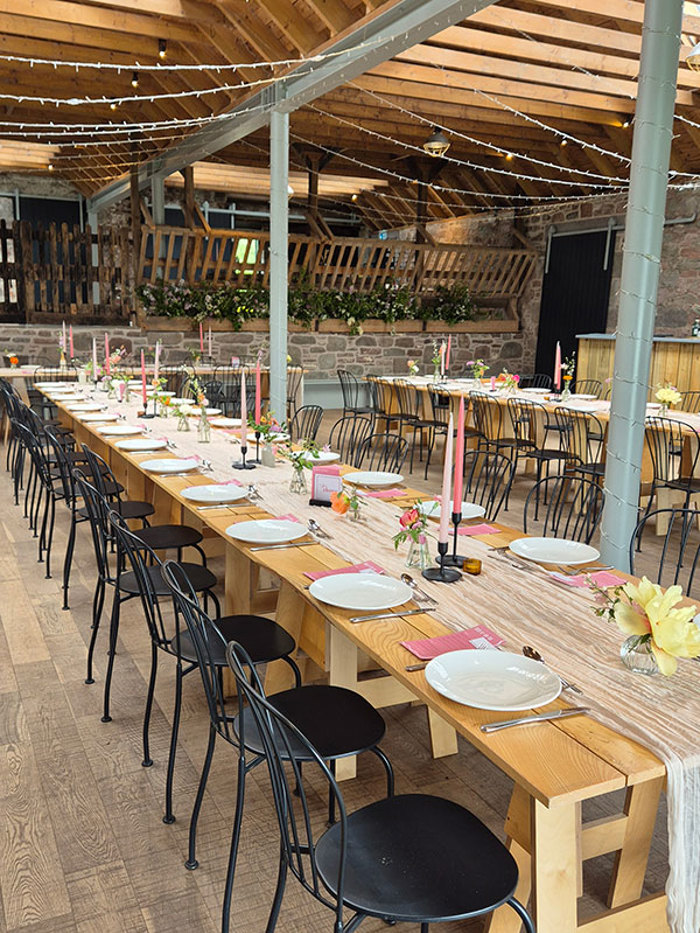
(9, 356), (18, 366)
(330, 491), (350, 515)
(399, 507), (420, 529)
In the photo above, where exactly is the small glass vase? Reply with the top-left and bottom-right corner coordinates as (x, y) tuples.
(349, 503), (362, 522)
(198, 410), (211, 443)
(177, 412), (190, 432)
(406, 535), (430, 570)
(620, 635), (658, 676)
(561, 382), (572, 402)
(659, 403), (669, 416)
(289, 466), (307, 494)
(107, 381), (116, 399)
(261, 444), (276, 467)
(433, 365), (441, 384)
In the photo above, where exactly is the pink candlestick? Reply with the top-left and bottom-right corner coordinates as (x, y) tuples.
(440, 342), (445, 377)
(141, 349), (147, 406)
(154, 340), (160, 382)
(254, 356), (262, 423)
(92, 336), (98, 380)
(104, 333), (110, 375)
(240, 369), (248, 448)
(446, 335), (451, 372)
(490, 376), (496, 392)
(69, 324), (74, 359)
(438, 413), (454, 544)
(208, 326), (212, 358)
(62, 320), (66, 353)
(554, 341), (562, 391)
(199, 322), (204, 354)
(452, 397), (465, 509)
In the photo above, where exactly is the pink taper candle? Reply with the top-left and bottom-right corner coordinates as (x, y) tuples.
(438, 413), (454, 544)
(254, 355), (262, 423)
(104, 333), (110, 375)
(452, 397), (465, 509)
(141, 349), (147, 406)
(92, 336), (98, 379)
(554, 341), (562, 391)
(446, 335), (451, 371)
(69, 324), (74, 359)
(62, 320), (66, 353)
(208, 326), (212, 358)
(440, 342), (445, 377)
(154, 340), (160, 382)
(199, 322), (204, 354)
(240, 369), (248, 448)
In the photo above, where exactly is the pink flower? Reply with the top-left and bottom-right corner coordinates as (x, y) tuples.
(400, 508), (419, 529)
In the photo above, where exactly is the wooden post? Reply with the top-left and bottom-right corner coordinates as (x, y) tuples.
(307, 152), (320, 223)
(130, 162), (141, 270)
(182, 166), (195, 228)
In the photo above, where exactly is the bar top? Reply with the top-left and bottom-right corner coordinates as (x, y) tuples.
(577, 333), (700, 344)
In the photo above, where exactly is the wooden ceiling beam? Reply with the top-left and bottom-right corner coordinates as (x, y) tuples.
(255, 0), (326, 53)
(534, 0), (700, 37)
(302, 0), (355, 34)
(217, 0), (292, 61)
(0, 13), (172, 59)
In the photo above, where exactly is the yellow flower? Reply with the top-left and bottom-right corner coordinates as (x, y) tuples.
(655, 385), (681, 406)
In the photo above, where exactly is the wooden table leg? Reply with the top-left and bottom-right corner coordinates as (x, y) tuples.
(531, 797), (578, 932)
(608, 776), (664, 909)
(426, 707), (458, 758)
(484, 784), (533, 933)
(327, 624), (359, 781)
(264, 579), (307, 695)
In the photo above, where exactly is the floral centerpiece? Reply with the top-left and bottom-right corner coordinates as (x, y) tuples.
(561, 353), (575, 401)
(466, 359), (489, 380)
(407, 359), (420, 376)
(591, 576), (700, 675)
(278, 437), (319, 494)
(430, 340), (444, 383)
(496, 369), (520, 395)
(330, 487), (361, 522)
(186, 374), (211, 442)
(655, 381), (682, 415)
(104, 346), (128, 399)
(6, 353), (18, 369)
(392, 503), (432, 569)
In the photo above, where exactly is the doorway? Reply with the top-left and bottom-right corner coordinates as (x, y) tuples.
(534, 230), (616, 376)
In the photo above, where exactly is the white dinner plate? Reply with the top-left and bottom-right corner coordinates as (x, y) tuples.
(140, 458), (199, 474)
(210, 417), (242, 428)
(146, 390), (176, 397)
(343, 471), (404, 488)
(115, 438), (169, 451)
(97, 425), (144, 437)
(417, 499), (486, 521)
(80, 412), (120, 422)
(509, 536), (600, 566)
(34, 382), (72, 388)
(181, 484), (249, 504)
(50, 394), (83, 402)
(570, 394), (598, 401)
(65, 403), (105, 412)
(308, 572), (412, 611)
(170, 397), (194, 406)
(425, 650), (562, 711)
(290, 449), (340, 464)
(521, 387), (549, 394)
(225, 519), (306, 545)
(188, 407), (221, 416)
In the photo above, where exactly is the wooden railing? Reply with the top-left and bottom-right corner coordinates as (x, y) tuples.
(138, 226), (536, 300)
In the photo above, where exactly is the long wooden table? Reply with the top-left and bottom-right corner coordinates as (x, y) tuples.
(47, 388), (671, 933)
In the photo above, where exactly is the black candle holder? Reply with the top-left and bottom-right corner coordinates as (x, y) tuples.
(253, 430), (262, 464)
(141, 395), (157, 419)
(422, 540), (462, 583)
(233, 444), (257, 470)
(441, 510), (468, 567)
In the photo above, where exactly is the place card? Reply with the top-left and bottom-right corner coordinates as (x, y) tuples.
(401, 625), (505, 660)
(551, 570), (626, 588)
(310, 465), (343, 506)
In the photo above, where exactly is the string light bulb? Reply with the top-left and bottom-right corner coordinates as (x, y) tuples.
(109, 100), (118, 110)
(560, 138), (568, 147)
(351, 193), (359, 202)
(504, 152), (514, 161)
(131, 71), (139, 88)
(422, 127), (450, 158)
(622, 120), (631, 128)
(48, 163), (54, 171)
(158, 39), (167, 60)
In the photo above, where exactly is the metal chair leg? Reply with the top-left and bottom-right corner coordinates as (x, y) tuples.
(101, 592), (121, 723)
(85, 578), (106, 684)
(185, 723), (217, 870)
(63, 511), (77, 610)
(222, 753), (249, 933)
(263, 848), (288, 933)
(142, 641), (158, 767)
(163, 661), (183, 824)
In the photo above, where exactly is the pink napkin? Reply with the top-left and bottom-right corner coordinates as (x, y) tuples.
(457, 523), (499, 536)
(401, 625), (505, 660)
(304, 560), (384, 581)
(278, 513), (301, 522)
(313, 464), (341, 475)
(218, 478), (242, 487)
(358, 488), (405, 499)
(552, 570), (626, 588)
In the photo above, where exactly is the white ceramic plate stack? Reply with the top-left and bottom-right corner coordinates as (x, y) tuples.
(417, 499), (486, 521)
(425, 650), (562, 711)
(115, 438), (169, 452)
(509, 536), (600, 566)
(343, 471), (404, 488)
(308, 573), (412, 611)
(225, 519), (306, 544)
(97, 425), (144, 437)
(140, 458), (199, 474)
(182, 484), (249, 504)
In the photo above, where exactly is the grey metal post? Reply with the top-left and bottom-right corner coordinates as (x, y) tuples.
(269, 109), (289, 420)
(600, 0), (683, 569)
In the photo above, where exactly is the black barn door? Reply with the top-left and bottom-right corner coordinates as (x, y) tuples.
(534, 231), (616, 376)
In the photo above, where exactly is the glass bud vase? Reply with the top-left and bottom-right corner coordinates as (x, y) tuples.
(177, 412), (190, 432)
(406, 534), (430, 570)
(561, 382), (572, 402)
(261, 444), (276, 467)
(289, 466), (307, 494)
(198, 410), (211, 443)
(620, 635), (658, 676)
(659, 403), (669, 416)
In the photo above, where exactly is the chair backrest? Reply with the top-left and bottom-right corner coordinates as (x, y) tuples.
(393, 379), (420, 420)
(34, 365), (79, 383)
(72, 470), (114, 583)
(13, 420), (51, 487)
(328, 414), (373, 464)
(365, 375), (390, 417)
(470, 392), (506, 442)
(337, 369), (363, 411)
(644, 416), (700, 484)
(354, 432), (408, 472)
(523, 474), (604, 543)
(573, 379), (601, 398)
(519, 373), (552, 390)
(43, 424), (74, 503)
(161, 560), (239, 748)
(506, 398), (544, 448)
(224, 638), (346, 923)
(287, 365), (303, 418)
(80, 444), (121, 506)
(679, 391), (700, 414)
(554, 408), (605, 464)
(288, 405), (323, 443)
(428, 388), (451, 427)
(461, 450), (514, 521)
(631, 508), (700, 595)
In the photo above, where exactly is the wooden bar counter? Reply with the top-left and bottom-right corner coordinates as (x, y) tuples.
(577, 333), (700, 395)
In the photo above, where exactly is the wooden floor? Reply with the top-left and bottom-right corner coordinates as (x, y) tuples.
(0, 413), (669, 933)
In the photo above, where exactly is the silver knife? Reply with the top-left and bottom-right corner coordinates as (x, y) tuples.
(480, 707), (590, 733)
(349, 607), (437, 624)
(249, 539), (317, 552)
(195, 502), (249, 511)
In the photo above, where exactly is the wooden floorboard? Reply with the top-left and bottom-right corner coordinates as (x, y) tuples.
(0, 413), (670, 932)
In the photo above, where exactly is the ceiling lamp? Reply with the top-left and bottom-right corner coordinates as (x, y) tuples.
(131, 71), (139, 88)
(688, 40), (700, 71)
(422, 127), (450, 158)
(158, 39), (167, 59)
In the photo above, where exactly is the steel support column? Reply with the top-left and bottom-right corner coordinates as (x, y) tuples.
(600, 0), (683, 569)
(269, 110), (289, 421)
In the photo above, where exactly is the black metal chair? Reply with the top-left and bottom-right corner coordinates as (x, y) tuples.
(337, 369), (373, 418)
(365, 375), (394, 434)
(643, 416), (700, 518)
(519, 373), (552, 390)
(162, 562), (395, 933)
(506, 397), (572, 489)
(288, 404), (323, 443)
(554, 407), (606, 481)
(524, 474), (604, 544)
(469, 392), (518, 455)
(224, 638), (535, 933)
(287, 364), (303, 420)
(328, 414), (373, 464)
(630, 507), (700, 595)
(572, 378), (602, 398)
(461, 449), (514, 521)
(679, 391), (700, 414)
(354, 432), (408, 473)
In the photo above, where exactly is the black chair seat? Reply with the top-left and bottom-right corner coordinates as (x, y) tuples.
(177, 614), (295, 666)
(575, 462), (605, 477)
(316, 794), (519, 922)
(117, 500), (155, 521)
(134, 523), (202, 550)
(120, 561), (216, 597)
(235, 684), (386, 760)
